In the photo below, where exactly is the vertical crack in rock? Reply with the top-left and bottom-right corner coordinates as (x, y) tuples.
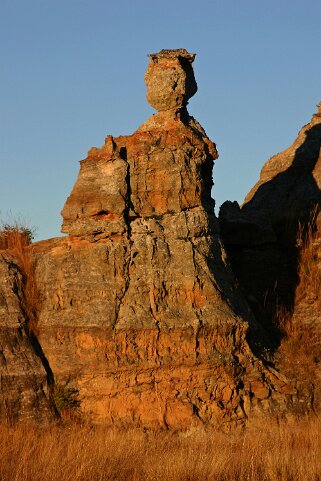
(114, 149), (133, 330)
(146, 234), (162, 321)
(27, 332), (59, 417)
(184, 210), (204, 361)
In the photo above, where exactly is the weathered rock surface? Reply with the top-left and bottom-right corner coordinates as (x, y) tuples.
(1, 50), (296, 427)
(0, 253), (54, 423)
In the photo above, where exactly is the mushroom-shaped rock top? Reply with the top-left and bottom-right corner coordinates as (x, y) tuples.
(145, 49), (197, 113)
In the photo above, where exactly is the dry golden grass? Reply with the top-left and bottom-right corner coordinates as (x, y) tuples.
(0, 417), (320, 481)
(0, 223), (40, 335)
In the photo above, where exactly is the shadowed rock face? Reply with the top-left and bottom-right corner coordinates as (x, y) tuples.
(1, 50), (295, 428)
(219, 103), (321, 339)
(243, 102), (321, 227)
(219, 103), (321, 412)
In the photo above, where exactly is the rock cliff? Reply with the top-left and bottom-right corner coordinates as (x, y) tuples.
(219, 103), (321, 322)
(1, 50), (297, 427)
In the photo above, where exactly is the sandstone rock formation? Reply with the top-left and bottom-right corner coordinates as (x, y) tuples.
(0, 50), (297, 428)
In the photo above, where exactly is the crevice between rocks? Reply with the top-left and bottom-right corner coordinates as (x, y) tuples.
(113, 148), (135, 330)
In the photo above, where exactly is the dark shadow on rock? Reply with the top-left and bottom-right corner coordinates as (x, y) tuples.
(219, 122), (321, 353)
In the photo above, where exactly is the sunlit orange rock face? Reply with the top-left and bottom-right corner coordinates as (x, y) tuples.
(1, 50), (294, 427)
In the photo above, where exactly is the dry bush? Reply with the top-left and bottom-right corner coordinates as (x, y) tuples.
(0, 221), (34, 250)
(0, 417), (320, 481)
(274, 209), (320, 341)
(0, 221), (40, 335)
(275, 305), (320, 391)
(275, 304), (319, 351)
(273, 210), (321, 381)
(295, 208), (321, 305)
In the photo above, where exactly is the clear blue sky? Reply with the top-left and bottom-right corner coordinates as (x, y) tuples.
(1, 0), (320, 240)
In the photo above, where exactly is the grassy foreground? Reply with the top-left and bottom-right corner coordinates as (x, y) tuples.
(0, 417), (320, 481)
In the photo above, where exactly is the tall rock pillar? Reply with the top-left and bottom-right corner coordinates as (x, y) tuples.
(5, 50), (293, 427)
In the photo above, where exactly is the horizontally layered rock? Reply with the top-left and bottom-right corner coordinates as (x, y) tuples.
(1, 50), (296, 427)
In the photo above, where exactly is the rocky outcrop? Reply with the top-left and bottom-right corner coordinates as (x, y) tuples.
(1, 50), (297, 428)
(0, 252), (54, 423)
(244, 102), (321, 213)
(219, 104), (321, 412)
(219, 103), (321, 321)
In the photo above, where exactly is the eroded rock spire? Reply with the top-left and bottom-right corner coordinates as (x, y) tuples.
(0, 50), (293, 428)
